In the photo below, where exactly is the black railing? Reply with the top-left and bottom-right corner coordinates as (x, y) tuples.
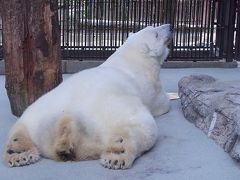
(0, 0), (239, 62)
(0, 18), (2, 60)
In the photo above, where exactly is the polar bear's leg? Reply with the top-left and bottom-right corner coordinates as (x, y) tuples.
(53, 116), (79, 161)
(100, 114), (158, 169)
(53, 116), (102, 161)
(152, 91), (170, 117)
(4, 124), (40, 167)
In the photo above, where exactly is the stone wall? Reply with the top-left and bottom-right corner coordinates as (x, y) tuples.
(178, 75), (240, 161)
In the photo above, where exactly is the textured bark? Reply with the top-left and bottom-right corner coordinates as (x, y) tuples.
(1, 0), (62, 117)
(178, 75), (240, 161)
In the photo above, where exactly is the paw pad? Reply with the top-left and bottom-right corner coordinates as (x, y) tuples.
(5, 150), (40, 167)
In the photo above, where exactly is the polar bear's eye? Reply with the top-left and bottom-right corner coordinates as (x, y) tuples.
(13, 138), (18, 142)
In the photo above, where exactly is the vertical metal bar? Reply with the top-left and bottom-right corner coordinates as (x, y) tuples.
(164, 0), (167, 23)
(73, 0), (77, 58)
(133, 1), (137, 32)
(235, 0), (240, 61)
(198, 0), (205, 59)
(108, 1), (112, 50)
(171, 0), (176, 59)
(145, 0), (149, 26)
(66, 0), (70, 58)
(226, 0), (236, 62)
(118, 0), (122, 47)
(59, 0), (62, 48)
(84, 0), (88, 51)
(175, 0), (181, 58)
(183, 0), (188, 58)
(62, 0), (66, 57)
(191, 0), (196, 59)
(87, 1), (91, 52)
(138, 0), (142, 30)
(126, 0), (130, 37)
(121, 0), (126, 44)
(95, 0), (101, 50)
(187, 0), (192, 60)
(91, 0), (95, 50)
(149, 0), (153, 25)
(81, 0), (84, 60)
(156, 0), (161, 25)
(115, 1), (118, 49)
(107, 0), (110, 50)
(77, 0), (80, 47)
(110, 0), (113, 51)
(141, 0), (145, 29)
(206, 0), (212, 59)
(194, 0), (199, 59)
(69, 0), (73, 51)
(217, 0), (224, 58)
(168, 0), (174, 59)
(202, 0), (208, 59)
(210, 0), (216, 59)
(103, 0), (107, 57)
(153, 0), (157, 26)
(130, 1), (135, 32)
(179, 0), (184, 58)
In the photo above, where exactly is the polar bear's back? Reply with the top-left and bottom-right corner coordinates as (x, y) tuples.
(18, 66), (141, 138)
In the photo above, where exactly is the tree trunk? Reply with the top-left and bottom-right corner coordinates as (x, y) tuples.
(1, 0), (62, 117)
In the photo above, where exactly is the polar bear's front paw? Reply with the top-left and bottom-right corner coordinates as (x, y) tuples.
(5, 150), (40, 167)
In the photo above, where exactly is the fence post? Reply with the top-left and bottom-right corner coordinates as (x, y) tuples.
(165, 0), (177, 25)
(235, 0), (240, 61)
(223, 0), (236, 62)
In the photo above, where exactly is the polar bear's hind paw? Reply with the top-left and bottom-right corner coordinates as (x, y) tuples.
(6, 150), (40, 167)
(100, 153), (132, 169)
(100, 137), (135, 169)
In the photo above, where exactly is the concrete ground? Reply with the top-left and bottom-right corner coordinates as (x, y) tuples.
(0, 68), (240, 180)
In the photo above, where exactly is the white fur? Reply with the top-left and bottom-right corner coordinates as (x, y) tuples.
(5, 24), (172, 169)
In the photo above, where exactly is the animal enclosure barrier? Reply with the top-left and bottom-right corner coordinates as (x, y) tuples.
(58, 0), (239, 62)
(0, 0), (239, 62)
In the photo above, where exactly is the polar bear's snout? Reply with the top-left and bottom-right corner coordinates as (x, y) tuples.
(155, 24), (173, 45)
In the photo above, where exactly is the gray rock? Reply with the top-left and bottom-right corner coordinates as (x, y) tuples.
(178, 75), (240, 161)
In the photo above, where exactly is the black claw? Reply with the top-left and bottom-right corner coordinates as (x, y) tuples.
(109, 160), (111, 164)
(7, 149), (15, 154)
(114, 160), (118, 165)
(122, 161), (125, 166)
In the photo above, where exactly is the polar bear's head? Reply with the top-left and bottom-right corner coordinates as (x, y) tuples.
(124, 24), (173, 63)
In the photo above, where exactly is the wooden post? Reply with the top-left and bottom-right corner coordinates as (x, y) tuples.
(1, 0), (62, 117)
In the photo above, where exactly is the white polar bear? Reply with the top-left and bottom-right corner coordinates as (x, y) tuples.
(4, 24), (172, 169)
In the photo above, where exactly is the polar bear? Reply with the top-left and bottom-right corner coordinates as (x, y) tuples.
(4, 24), (172, 169)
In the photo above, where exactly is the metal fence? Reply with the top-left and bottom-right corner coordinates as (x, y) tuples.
(58, 0), (239, 61)
(0, 0), (240, 62)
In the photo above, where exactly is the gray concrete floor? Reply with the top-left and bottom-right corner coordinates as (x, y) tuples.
(0, 68), (240, 180)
